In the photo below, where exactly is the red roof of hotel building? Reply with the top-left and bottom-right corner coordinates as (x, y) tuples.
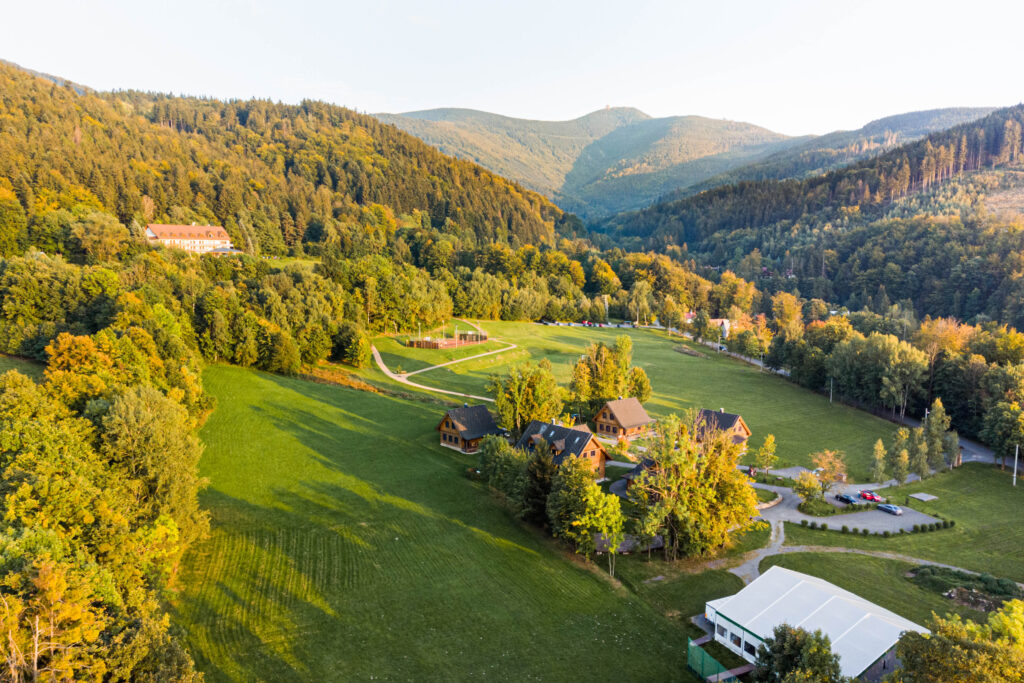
(147, 224), (230, 240)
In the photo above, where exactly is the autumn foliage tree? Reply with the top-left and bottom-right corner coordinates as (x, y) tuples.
(631, 413), (760, 560)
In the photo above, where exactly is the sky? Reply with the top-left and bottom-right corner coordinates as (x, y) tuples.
(2, 0), (1022, 136)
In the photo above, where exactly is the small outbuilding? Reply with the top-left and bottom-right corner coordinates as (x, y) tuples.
(704, 566), (926, 681)
(437, 404), (503, 453)
(514, 421), (607, 478)
(594, 397), (655, 440)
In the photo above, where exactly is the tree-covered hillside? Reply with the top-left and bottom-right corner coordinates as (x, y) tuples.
(0, 62), (571, 255)
(376, 106), (650, 198)
(598, 106), (1024, 325)
(381, 107), (799, 218)
(677, 107), (995, 197)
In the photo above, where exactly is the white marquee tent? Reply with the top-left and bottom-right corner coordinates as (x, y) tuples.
(705, 566), (927, 678)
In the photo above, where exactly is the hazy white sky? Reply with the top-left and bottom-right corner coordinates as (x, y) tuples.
(3, 0), (1020, 135)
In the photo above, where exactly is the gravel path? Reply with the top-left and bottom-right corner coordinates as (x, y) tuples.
(370, 319), (520, 402)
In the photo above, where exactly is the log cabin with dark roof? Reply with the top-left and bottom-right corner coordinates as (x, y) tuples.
(437, 404), (504, 453)
(514, 421), (607, 478)
(594, 397), (655, 440)
(696, 408), (751, 448)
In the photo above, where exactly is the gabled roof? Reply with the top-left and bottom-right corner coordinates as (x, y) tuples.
(514, 421), (603, 465)
(146, 223), (231, 241)
(707, 566), (926, 678)
(697, 408), (750, 442)
(601, 397), (654, 429)
(438, 404), (502, 441)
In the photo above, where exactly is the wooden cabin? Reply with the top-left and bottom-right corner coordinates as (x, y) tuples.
(696, 408), (752, 449)
(514, 421), (607, 478)
(437, 404), (504, 453)
(594, 397), (655, 440)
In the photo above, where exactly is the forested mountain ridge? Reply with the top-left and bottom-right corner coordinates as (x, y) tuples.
(381, 104), (995, 220)
(0, 61), (571, 255)
(676, 107), (996, 199)
(376, 106), (650, 197)
(598, 105), (1024, 327)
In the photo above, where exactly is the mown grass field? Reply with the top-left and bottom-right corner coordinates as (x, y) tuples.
(372, 335), (510, 374)
(174, 365), (695, 681)
(760, 553), (985, 626)
(385, 321), (896, 478)
(0, 354), (43, 379)
(784, 463), (1024, 582)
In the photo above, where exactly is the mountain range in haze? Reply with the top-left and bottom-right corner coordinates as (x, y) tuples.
(378, 106), (996, 218)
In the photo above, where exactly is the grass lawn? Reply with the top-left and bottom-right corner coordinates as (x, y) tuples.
(760, 553), (985, 626)
(395, 321), (895, 478)
(0, 354), (43, 379)
(783, 463), (1024, 582)
(372, 335), (510, 374)
(755, 488), (778, 504)
(174, 365), (694, 681)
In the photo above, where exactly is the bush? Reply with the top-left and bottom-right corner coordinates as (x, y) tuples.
(801, 519), (807, 526)
(950, 520), (956, 527)
(861, 528), (869, 535)
(841, 525), (849, 534)
(820, 523), (828, 531)
(809, 521), (818, 529)
(851, 527), (859, 534)
(913, 524), (920, 533)
(942, 520), (950, 529)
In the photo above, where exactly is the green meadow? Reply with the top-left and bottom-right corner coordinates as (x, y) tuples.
(386, 321), (896, 479)
(784, 463), (1024, 582)
(0, 354), (43, 379)
(174, 365), (695, 681)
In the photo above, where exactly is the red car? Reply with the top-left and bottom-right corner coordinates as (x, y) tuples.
(859, 490), (881, 502)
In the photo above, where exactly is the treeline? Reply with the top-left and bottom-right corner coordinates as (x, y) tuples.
(602, 104), (1024, 246)
(762, 301), (1024, 461)
(0, 62), (570, 257)
(0, 267), (210, 676)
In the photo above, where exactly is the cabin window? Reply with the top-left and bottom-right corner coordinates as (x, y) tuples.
(716, 625), (726, 637)
(744, 642), (756, 656)
(731, 633), (741, 648)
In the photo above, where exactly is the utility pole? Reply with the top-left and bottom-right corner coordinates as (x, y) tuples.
(1007, 446), (1015, 489)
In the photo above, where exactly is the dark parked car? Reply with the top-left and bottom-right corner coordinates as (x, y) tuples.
(835, 493), (855, 504)
(859, 490), (882, 502)
(878, 504), (903, 516)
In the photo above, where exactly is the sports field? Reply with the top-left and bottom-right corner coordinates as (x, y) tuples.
(174, 365), (695, 681)
(380, 321), (896, 479)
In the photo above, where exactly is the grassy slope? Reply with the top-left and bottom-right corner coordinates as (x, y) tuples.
(784, 463), (1024, 581)
(0, 354), (43, 379)
(403, 322), (895, 479)
(372, 336), (509, 374)
(760, 553), (984, 626)
(174, 365), (693, 681)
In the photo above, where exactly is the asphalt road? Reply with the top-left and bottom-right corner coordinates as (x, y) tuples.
(753, 483), (938, 533)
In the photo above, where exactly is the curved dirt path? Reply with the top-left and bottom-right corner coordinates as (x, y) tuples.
(370, 320), (517, 402)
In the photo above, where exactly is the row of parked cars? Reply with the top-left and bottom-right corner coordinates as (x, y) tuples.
(834, 490), (903, 515)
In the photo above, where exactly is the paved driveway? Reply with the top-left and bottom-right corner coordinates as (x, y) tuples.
(753, 484), (939, 533)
